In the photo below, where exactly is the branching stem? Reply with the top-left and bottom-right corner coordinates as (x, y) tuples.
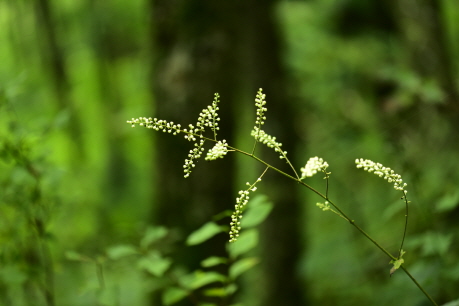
(130, 124), (437, 306)
(399, 195), (409, 259)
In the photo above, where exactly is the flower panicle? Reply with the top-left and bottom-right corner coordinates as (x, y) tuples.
(229, 178), (262, 243)
(251, 127), (287, 159)
(183, 139), (206, 178)
(127, 117), (182, 135)
(254, 88), (267, 127)
(205, 140), (229, 161)
(300, 156), (329, 179)
(355, 158), (408, 193)
(195, 93), (221, 139)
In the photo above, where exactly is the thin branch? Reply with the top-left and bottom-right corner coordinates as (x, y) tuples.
(398, 194), (409, 258)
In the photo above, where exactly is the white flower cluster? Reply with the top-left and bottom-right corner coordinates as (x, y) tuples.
(316, 201), (331, 211)
(205, 140), (228, 161)
(183, 123), (204, 142)
(355, 158), (407, 192)
(198, 93), (221, 138)
(229, 179), (261, 243)
(251, 127), (287, 159)
(127, 93), (225, 179)
(254, 88), (267, 126)
(127, 117), (182, 135)
(300, 156), (329, 179)
(183, 139), (205, 178)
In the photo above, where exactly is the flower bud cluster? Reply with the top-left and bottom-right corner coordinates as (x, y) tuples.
(254, 88), (267, 126)
(300, 156), (329, 179)
(127, 117), (182, 135)
(183, 139), (205, 178)
(127, 93), (227, 179)
(316, 201), (331, 211)
(205, 140), (228, 161)
(183, 123), (204, 142)
(199, 93), (221, 138)
(229, 179), (261, 243)
(251, 127), (287, 159)
(355, 158), (408, 192)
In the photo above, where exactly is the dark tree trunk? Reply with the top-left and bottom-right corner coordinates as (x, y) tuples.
(246, 3), (307, 306)
(391, 0), (459, 113)
(149, 0), (308, 305)
(33, 0), (84, 153)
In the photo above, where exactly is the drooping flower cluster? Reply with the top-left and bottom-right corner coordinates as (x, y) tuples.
(300, 156), (329, 179)
(251, 127), (287, 159)
(229, 179), (261, 243)
(205, 140), (228, 161)
(355, 158), (407, 193)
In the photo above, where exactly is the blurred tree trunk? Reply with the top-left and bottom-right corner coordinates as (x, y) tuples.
(391, 0), (459, 114)
(148, 1), (243, 305)
(246, 4), (307, 306)
(149, 0), (307, 305)
(33, 0), (84, 152)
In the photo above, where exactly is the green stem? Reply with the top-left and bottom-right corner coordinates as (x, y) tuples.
(398, 194), (409, 259)
(230, 146), (437, 305)
(134, 125), (437, 306)
(400, 266), (438, 306)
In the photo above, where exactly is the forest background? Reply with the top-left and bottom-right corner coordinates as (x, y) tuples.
(1, 0), (459, 305)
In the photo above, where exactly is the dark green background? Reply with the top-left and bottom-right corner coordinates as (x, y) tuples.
(1, 0), (458, 305)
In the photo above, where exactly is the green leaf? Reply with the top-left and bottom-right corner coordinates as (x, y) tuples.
(229, 257), (259, 279)
(409, 232), (453, 256)
(106, 244), (138, 260)
(162, 287), (188, 305)
(179, 271), (226, 290)
(441, 299), (459, 306)
(141, 226), (169, 249)
(389, 250), (406, 276)
(203, 287), (227, 297)
(389, 258), (404, 276)
(228, 229), (258, 258)
(241, 195), (273, 228)
(186, 222), (223, 246)
(201, 256), (228, 267)
(435, 191), (459, 212)
(65, 251), (89, 262)
(137, 251), (172, 277)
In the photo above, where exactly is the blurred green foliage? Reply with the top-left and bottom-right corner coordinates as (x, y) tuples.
(1, 0), (459, 305)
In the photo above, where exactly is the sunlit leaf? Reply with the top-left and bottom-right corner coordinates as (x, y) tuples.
(140, 226), (169, 249)
(137, 251), (172, 277)
(201, 256), (228, 267)
(228, 229), (258, 258)
(186, 222), (223, 245)
(389, 250), (405, 276)
(106, 244), (138, 260)
(441, 299), (459, 306)
(179, 271), (226, 290)
(241, 195), (273, 228)
(203, 287), (227, 297)
(162, 287), (188, 305)
(229, 257), (259, 279)
(65, 251), (89, 262)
